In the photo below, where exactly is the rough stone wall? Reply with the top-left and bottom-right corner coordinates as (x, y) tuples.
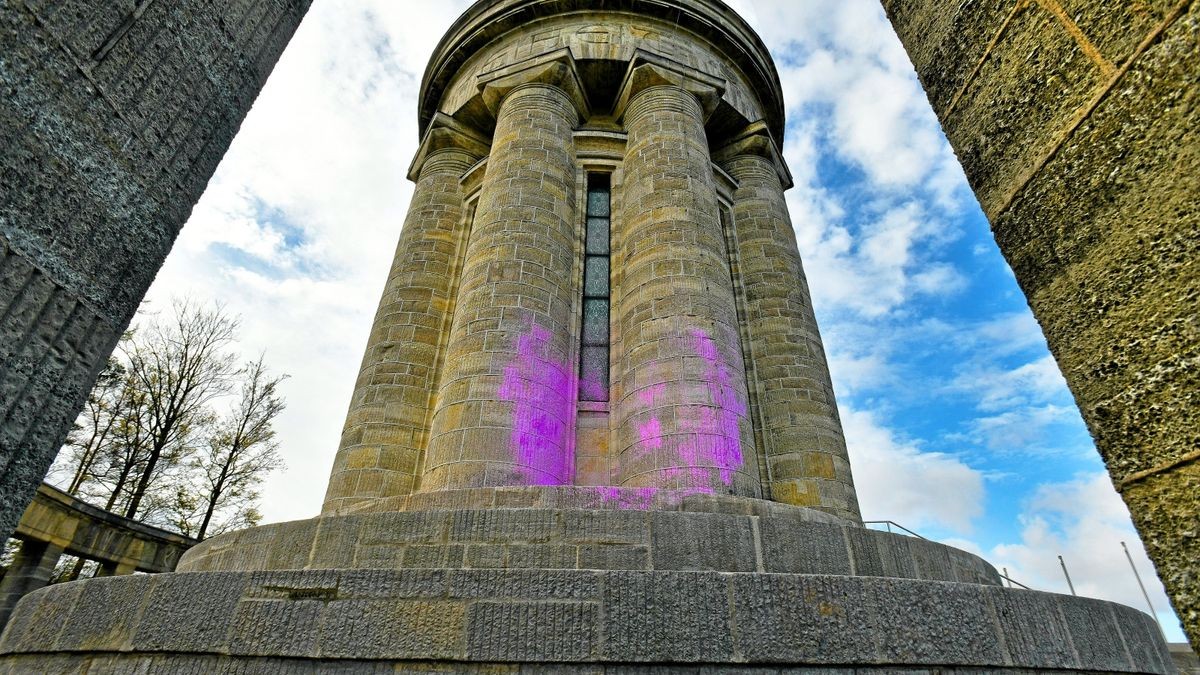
(422, 80), (583, 490)
(881, 0), (1198, 647)
(614, 83), (759, 496)
(0, 0), (311, 542)
(720, 151), (860, 520)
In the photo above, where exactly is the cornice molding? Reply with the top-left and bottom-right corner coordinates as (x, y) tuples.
(612, 49), (726, 123)
(407, 113), (491, 182)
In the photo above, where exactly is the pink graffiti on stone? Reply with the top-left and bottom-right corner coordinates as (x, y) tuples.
(496, 324), (574, 485)
(679, 328), (746, 485)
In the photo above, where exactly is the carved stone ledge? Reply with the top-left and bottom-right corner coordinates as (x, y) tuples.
(713, 120), (794, 190)
(477, 47), (590, 119)
(613, 49), (726, 122)
(406, 112), (490, 181)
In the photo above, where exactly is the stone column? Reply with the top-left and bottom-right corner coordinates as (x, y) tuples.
(420, 51), (589, 491)
(0, 539), (63, 627)
(716, 125), (862, 522)
(323, 117), (487, 513)
(612, 55), (760, 496)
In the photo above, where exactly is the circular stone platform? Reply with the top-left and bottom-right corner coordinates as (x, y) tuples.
(177, 503), (1000, 588)
(0, 567), (1173, 673)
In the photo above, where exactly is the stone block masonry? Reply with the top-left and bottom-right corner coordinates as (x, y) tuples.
(882, 0), (1198, 647)
(0, 0), (312, 542)
(0, 0), (1179, 670)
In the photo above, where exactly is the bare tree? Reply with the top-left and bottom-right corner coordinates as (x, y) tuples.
(188, 358), (286, 539)
(49, 299), (286, 538)
(120, 300), (238, 520)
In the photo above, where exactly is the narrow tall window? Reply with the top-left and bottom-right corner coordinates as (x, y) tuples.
(580, 174), (611, 402)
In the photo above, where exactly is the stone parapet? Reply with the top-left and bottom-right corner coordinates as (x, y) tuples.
(0, 568), (1171, 672)
(175, 505), (999, 588)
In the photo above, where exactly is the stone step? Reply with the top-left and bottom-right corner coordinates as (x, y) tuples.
(0, 568), (1171, 673)
(178, 505), (999, 586)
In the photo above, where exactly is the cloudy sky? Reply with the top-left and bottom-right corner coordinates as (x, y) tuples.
(138, 0), (1184, 640)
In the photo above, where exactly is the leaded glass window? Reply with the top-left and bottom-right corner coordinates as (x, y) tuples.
(580, 175), (611, 402)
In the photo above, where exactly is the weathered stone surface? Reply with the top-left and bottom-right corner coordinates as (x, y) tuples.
(884, 0), (1198, 648)
(0, 568), (1173, 671)
(0, 0), (311, 544)
(176, 504), (1000, 586)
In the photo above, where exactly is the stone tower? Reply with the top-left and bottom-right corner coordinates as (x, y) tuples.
(0, 1), (1174, 671)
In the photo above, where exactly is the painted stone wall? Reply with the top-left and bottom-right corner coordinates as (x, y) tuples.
(881, 0), (1198, 647)
(0, 0), (311, 541)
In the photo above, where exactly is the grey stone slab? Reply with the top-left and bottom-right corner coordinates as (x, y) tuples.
(578, 544), (650, 570)
(403, 545), (465, 569)
(649, 512), (756, 572)
(907, 538), (956, 582)
(132, 572), (248, 652)
(1060, 597), (1134, 670)
(874, 532), (920, 580)
(600, 571), (732, 662)
(448, 569), (600, 600)
(983, 587), (1077, 668)
(465, 544), (508, 568)
(0, 581), (81, 652)
(55, 577), (152, 651)
(730, 574), (874, 663)
(1110, 602), (1172, 673)
(448, 509), (563, 544)
(228, 598), (324, 657)
(867, 579), (1005, 665)
(264, 519), (319, 570)
(563, 510), (649, 545)
(319, 599), (465, 660)
(507, 544), (578, 569)
(466, 601), (598, 660)
(757, 519), (851, 575)
(336, 570), (448, 599)
(243, 570), (340, 600)
(357, 511), (448, 546)
(307, 515), (363, 570)
(844, 526), (885, 577)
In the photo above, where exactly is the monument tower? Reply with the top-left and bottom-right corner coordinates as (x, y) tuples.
(0, 1), (1174, 671)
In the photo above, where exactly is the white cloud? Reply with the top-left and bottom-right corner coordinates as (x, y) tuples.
(987, 473), (1186, 642)
(950, 354), (1071, 412)
(843, 407), (984, 534)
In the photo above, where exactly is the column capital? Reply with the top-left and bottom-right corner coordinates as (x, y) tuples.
(477, 48), (590, 119)
(407, 113), (490, 182)
(613, 50), (726, 123)
(713, 121), (794, 190)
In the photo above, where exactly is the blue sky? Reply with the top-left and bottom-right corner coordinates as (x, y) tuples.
(138, 0), (1184, 640)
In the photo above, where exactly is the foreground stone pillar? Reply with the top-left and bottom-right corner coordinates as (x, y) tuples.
(421, 52), (588, 490)
(0, 540), (62, 628)
(716, 126), (862, 522)
(323, 117), (487, 513)
(0, 0), (311, 544)
(882, 0), (1198, 646)
(613, 56), (759, 496)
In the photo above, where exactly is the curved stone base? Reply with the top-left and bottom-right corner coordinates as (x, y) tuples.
(0, 569), (1172, 673)
(177, 505), (999, 587)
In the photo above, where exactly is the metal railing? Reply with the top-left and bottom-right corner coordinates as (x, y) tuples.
(863, 519), (1037, 591)
(862, 520), (927, 540)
